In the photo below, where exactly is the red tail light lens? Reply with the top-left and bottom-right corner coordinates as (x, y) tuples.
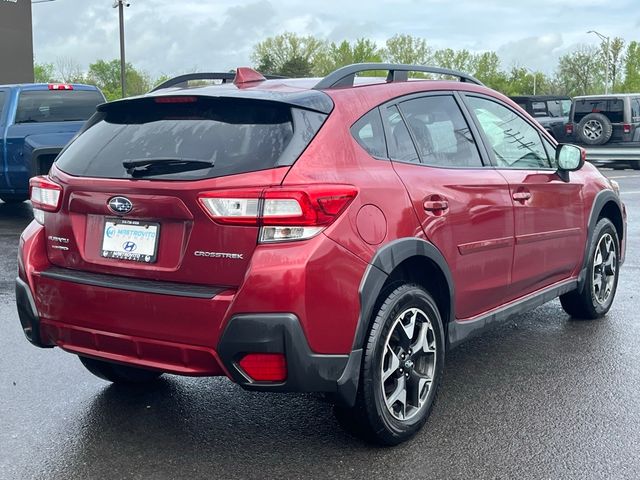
(48, 84), (73, 90)
(623, 124), (631, 134)
(238, 353), (287, 382)
(565, 123), (574, 135)
(30, 176), (62, 225)
(198, 185), (357, 242)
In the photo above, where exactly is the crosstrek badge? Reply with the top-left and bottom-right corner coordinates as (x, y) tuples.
(194, 251), (244, 259)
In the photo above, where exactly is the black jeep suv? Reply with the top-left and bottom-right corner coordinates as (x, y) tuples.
(510, 95), (572, 141)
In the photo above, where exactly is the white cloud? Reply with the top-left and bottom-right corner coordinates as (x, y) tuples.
(31, 0), (638, 79)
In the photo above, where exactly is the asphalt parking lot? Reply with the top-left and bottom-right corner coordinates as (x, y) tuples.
(1, 169), (639, 480)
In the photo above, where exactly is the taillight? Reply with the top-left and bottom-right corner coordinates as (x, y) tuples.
(238, 353), (287, 382)
(565, 123), (574, 135)
(198, 185), (358, 243)
(154, 96), (198, 103)
(623, 124), (631, 134)
(29, 176), (62, 225)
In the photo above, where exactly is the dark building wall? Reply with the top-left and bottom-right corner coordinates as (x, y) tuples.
(0, 0), (34, 84)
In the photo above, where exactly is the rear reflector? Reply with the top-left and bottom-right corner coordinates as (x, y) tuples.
(30, 176), (62, 224)
(48, 84), (73, 90)
(238, 353), (287, 382)
(565, 123), (574, 135)
(154, 96), (198, 103)
(623, 124), (631, 134)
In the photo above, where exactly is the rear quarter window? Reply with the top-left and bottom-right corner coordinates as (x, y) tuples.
(0, 91), (6, 118)
(55, 97), (327, 181)
(15, 89), (104, 124)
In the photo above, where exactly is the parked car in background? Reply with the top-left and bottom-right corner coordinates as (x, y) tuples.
(565, 94), (640, 170)
(16, 64), (626, 445)
(0, 83), (105, 203)
(510, 95), (572, 141)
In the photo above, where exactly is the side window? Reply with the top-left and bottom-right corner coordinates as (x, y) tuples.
(531, 101), (547, 117)
(384, 105), (419, 164)
(0, 91), (6, 120)
(351, 109), (387, 158)
(467, 96), (552, 169)
(631, 98), (640, 121)
(398, 95), (483, 167)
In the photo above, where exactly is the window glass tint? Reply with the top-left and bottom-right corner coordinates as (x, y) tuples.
(542, 137), (558, 169)
(468, 96), (551, 169)
(15, 90), (103, 123)
(0, 91), (6, 117)
(531, 101), (547, 117)
(56, 97), (326, 181)
(399, 95), (482, 167)
(546, 100), (570, 118)
(631, 98), (640, 120)
(574, 98), (624, 123)
(351, 109), (387, 158)
(385, 105), (419, 163)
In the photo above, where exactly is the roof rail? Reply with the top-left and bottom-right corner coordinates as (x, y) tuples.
(312, 63), (484, 90)
(150, 71), (286, 92)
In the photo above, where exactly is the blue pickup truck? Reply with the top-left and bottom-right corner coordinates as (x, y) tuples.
(0, 83), (105, 203)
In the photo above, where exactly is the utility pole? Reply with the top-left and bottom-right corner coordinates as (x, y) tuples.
(588, 30), (610, 94)
(113, 1), (130, 98)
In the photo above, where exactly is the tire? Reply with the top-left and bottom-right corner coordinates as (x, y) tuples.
(576, 113), (613, 146)
(0, 195), (28, 204)
(79, 356), (164, 384)
(334, 284), (445, 445)
(560, 218), (620, 319)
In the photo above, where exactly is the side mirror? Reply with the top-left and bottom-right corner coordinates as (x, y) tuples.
(556, 144), (585, 181)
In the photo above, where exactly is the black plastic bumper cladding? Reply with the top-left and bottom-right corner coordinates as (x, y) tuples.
(15, 277), (53, 348)
(217, 314), (348, 394)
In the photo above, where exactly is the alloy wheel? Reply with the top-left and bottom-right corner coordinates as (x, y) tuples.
(583, 120), (603, 140)
(380, 307), (437, 421)
(592, 233), (617, 305)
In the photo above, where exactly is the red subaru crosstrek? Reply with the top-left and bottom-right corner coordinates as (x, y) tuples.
(16, 64), (626, 445)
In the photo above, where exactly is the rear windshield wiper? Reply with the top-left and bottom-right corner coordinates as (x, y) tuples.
(122, 158), (214, 178)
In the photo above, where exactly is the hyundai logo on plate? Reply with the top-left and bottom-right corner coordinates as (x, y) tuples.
(122, 241), (137, 252)
(108, 196), (133, 215)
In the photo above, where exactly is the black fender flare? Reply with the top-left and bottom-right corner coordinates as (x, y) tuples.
(335, 238), (455, 406)
(577, 190), (624, 293)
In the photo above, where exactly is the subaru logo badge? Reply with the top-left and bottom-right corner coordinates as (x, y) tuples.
(108, 196), (133, 215)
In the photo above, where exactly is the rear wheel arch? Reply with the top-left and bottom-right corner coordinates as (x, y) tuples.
(336, 238), (455, 407)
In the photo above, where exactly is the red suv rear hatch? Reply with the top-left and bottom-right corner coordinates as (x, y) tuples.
(41, 94), (328, 287)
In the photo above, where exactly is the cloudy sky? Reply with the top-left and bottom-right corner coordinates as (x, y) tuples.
(32, 0), (639, 79)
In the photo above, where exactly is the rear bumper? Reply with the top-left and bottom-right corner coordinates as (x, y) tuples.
(17, 223), (361, 394)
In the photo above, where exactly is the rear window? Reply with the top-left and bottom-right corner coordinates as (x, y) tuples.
(55, 97), (327, 180)
(15, 89), (104, 124)
(0, 91), (6, 117)
(574, 98), (624, 123)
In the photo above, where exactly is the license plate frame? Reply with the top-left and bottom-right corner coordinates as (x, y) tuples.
(101, 218), (160, 264)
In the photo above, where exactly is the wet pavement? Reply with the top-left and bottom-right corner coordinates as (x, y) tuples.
(1, 169), (639, 479)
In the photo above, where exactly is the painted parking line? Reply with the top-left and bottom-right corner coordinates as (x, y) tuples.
(620, 190), (640, 195)
(608, 175), (640, 179)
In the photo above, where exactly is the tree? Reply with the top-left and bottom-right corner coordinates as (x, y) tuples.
(384, 34), (431, 65)
(606, 37), (626, 92)
(473, 52), (508, 91)
(252, 32), (326, 77)
(87, 59), (151, 100)
(433, 48), (477, 73)
(315, 39), (383, 75)
(33, 62), (56, 83)
(55, 56), (85, 83)
(622, 41), (640, 93)
(556, 45), (604, 96)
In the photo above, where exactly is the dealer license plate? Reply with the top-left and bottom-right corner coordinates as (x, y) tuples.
(101, 218), (160, 263)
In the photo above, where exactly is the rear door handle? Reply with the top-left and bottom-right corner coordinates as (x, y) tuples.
(423, 199), (449, 212)
(512, 191), (531, 202)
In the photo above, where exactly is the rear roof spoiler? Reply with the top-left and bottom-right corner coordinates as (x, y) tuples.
(150, 70), (287, 92)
